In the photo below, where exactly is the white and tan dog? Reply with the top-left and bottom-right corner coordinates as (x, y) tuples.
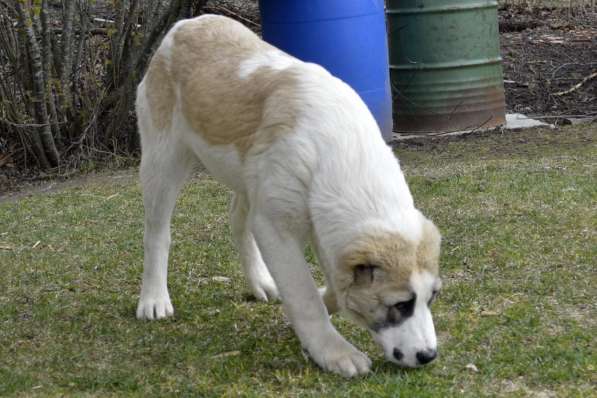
(136, 15), (442, 377)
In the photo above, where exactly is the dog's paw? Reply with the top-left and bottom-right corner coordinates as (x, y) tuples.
(246, 265), (279, 302)
(136, 291), (174, 320)
(306, 332), (371, 377)
(249, 272), (279, 302)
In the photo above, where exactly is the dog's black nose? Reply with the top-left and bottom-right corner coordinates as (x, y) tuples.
(416, 349), (437, 365)
(393, 348), (403, 361)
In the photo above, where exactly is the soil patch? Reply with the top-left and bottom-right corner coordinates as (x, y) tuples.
(0, 168), (138, 203)
(499, 6), (596, 120)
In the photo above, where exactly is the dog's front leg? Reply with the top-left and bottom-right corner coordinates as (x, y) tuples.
(251, 214), (371, 377)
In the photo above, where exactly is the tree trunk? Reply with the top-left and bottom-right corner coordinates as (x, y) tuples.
(39, 0), (61, 146)
(180, 0), (193, 18)
(16, 1), (60, 168)
(133, 0), (183, 74)
(60, 0), (75, 118)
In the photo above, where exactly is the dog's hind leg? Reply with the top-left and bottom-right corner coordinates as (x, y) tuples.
(136, 132), (195, 320)
(230, 193), (279, 301)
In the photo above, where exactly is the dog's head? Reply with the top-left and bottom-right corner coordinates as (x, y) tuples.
(335, 217), (442, 368)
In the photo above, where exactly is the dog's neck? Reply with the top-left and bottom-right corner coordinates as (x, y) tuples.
(308, 126), (422, 276)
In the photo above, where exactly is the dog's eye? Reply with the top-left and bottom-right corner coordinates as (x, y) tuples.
(393, 295), (416, 316)
(353, 264), (378, 285)
(428, 290), (440, 306)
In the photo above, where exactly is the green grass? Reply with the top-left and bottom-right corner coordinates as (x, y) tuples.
(1, 125), (595, 397)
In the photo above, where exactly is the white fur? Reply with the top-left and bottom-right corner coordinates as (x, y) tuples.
(373, 271), (440, 367)
(136, 15), (429, 377)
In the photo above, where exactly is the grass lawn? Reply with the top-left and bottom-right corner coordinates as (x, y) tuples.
(1, 124), (595, 397)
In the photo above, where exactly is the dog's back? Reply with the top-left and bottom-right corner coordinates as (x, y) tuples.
(137, 15), (330, 157)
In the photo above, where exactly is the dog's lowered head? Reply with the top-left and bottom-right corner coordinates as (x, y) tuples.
(334, 216), (442, 368)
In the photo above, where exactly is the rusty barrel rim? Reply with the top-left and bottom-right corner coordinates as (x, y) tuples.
(387, 1), (498, 15)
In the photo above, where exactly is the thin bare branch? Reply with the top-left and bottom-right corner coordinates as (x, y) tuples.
(554, 71), (597, 96)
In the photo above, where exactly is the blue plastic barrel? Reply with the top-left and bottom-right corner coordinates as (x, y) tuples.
(259, 0), (393, 141)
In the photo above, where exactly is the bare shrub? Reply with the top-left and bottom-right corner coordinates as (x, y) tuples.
(0, 0), (207, 170)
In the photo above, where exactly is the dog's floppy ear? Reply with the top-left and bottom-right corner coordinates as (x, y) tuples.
(353, 264), (379, 286)
(417, 217), (441, 273)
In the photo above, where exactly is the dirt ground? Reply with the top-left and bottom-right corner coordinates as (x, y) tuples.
(499, 5), (596, 120)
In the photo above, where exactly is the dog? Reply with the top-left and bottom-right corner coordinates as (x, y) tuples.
(135, 15), (442, 377)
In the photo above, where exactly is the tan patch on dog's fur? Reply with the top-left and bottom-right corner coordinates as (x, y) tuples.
(338, 232), (417, 292)
(142, 16), (302, 156)
(144, 54), (175, 131)
(333, 219), (441, 326)
(417, 217), (442, 275)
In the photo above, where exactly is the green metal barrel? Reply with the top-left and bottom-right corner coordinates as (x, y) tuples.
(387, 0), (506, 132)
